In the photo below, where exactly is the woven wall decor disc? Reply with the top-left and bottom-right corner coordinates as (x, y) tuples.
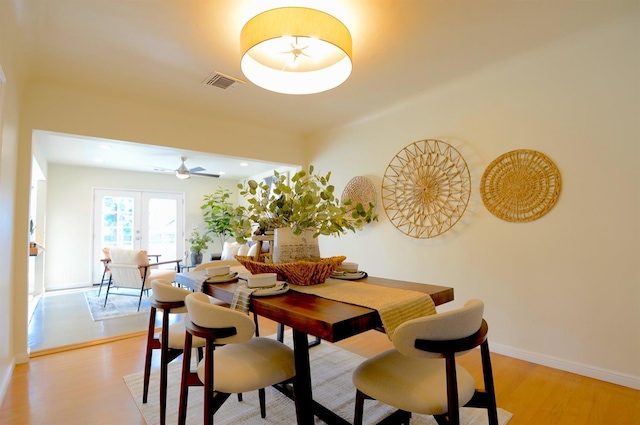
(382, 139), (471, 238)
(480, 149), (561, 222)
(341, 176), (377, 222)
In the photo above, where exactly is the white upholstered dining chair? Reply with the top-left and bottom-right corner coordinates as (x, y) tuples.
(352, 299), (498, 425)
(177, 292), (296, 425)
(143, 279), (207, 425)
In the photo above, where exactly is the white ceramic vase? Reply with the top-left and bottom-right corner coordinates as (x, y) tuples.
(272, 227), (320, 263)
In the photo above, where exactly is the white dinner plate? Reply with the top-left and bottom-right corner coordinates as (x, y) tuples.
(331, 271), (368, 281)
(205, 271), (239, 283)
(252, 282), (289, 297)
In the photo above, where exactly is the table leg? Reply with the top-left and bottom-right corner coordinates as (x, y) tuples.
(292, 329), (314, 425)
(289, 329), (351, 425)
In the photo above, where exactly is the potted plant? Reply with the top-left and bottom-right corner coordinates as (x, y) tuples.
(231, 166), (377, 263)
(201, 187), (236, 252)
(187, 230), (211, 265)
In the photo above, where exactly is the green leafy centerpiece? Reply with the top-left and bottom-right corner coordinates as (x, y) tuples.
(230, 166), (377, 285)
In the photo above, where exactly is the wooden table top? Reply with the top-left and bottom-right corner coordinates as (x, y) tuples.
(175, 272), (454, 343)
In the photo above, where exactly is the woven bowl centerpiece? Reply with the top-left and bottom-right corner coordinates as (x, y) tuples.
(235, 255), (346, 286)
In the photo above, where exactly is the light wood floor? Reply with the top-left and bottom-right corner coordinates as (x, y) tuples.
(5, 316), (640, 424)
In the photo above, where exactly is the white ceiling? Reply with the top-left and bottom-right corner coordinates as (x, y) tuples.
(20, 0), (625, 180)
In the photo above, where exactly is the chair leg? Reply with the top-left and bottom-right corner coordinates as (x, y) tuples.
(142, 307), (158, 404)
(178, 333), (194, 425)
(354, 390), (366, 425)
(203, 340), (215, 425)
(277, 323), (285, 342)
(277, 323), (321, 347)
(137, 282), (146, 312)
(253, 312), (260, 337)
(481, 340), (499, 425)
(97, 266), (109, 296)
(259, 387), (266, 418)
(103, 275), (113, 307)
(159, 309), (172, 425)
(445, 354), (461, 425)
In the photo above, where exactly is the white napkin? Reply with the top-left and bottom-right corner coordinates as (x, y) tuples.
(192, 274), (209, 292)
(230, 281), (258, 314)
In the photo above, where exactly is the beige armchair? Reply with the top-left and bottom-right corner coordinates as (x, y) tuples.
(103, 248), (181, 311)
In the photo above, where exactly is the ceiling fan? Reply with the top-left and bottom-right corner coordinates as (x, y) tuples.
(172, 156), (220, 180)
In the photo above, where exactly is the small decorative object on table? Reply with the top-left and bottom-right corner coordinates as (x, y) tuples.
(236, 255), (346, 286)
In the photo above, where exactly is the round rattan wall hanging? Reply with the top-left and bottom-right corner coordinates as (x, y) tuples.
(382, 139), (471, 238)
(480, 149), (561, 222)
(341, 176), (377, 221)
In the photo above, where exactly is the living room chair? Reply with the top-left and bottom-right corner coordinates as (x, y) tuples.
(104, 248), (181, 311)
(352, 299), (498, 425)
(143, 279), (207, 425)
(177, 292), (296, 425)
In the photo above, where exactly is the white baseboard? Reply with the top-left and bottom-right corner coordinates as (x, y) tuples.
(15, 352), (30, 364)
(490, 342), (640, 390)
(0, 359), (16, 407)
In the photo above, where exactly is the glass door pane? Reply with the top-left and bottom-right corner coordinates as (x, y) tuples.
(102, 195), (137, 249)
(142, 192), (184, 269)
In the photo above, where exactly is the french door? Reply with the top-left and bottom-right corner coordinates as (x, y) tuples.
(92, 189), (184, 283)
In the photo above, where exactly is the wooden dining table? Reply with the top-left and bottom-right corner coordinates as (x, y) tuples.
(174, 271), (454, 425)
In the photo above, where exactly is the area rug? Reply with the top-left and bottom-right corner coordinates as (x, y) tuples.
(124, 333), (512, 425)
(84, 288), (152, 321)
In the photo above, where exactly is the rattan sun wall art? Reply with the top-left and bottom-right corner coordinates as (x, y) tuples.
(480, 149), (562, 222)
(381, 139), (471, 238)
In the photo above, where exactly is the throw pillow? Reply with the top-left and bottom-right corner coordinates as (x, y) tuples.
(221, 242), (242, 260)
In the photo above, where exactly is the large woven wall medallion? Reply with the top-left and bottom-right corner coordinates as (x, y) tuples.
(480, 149), (561, 222)
(382, 139), (471, 238)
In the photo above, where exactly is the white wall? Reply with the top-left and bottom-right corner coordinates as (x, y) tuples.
(0, 0), (29, 401)
(44, 164), (241, 289)
(5, 79), (306, 365)
(311, 9), (640, 388)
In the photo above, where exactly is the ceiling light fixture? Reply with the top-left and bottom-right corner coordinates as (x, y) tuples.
(240, 7), (352, 95)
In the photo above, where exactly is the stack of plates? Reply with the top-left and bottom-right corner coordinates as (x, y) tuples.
(205, 271), (239, 283)
(331, 271), (368, 281)
(252, 282), (289, 297)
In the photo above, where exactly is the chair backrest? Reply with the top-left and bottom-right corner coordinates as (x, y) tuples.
(151, 279), (190, 313)
(185, 292), (255, 344)
(108, 248), (151, 288)
(393, 299), (484, 359)
(109, 248), (150, 267)
(152, 279), (190, 302)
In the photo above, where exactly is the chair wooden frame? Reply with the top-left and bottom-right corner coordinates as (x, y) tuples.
(177, 319), (239, 425)
(354, 319), (498, 425)
(142, 299), (203, 425)
(177, 316), (294, 425)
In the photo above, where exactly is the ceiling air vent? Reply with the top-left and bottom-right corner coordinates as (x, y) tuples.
(202, 71), (245, 90)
